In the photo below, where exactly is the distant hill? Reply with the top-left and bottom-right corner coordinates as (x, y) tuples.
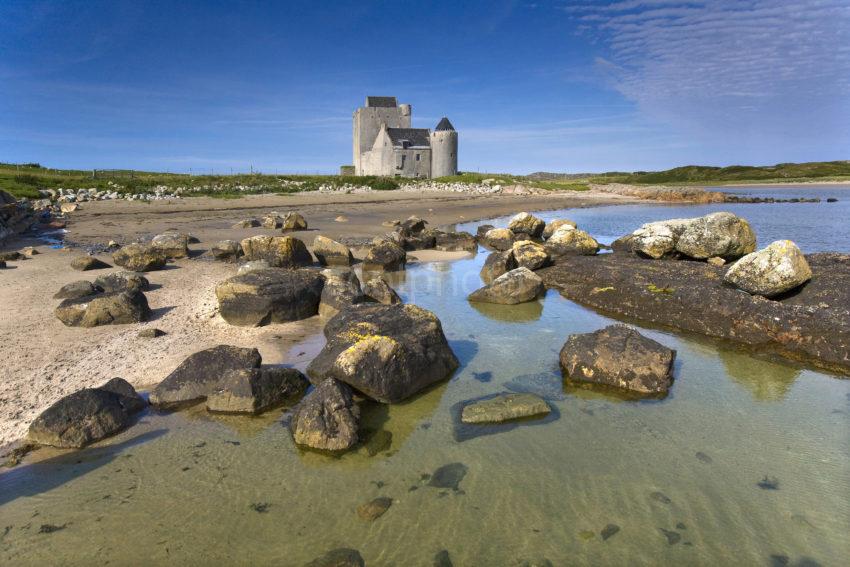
(527, 161), (850, 185)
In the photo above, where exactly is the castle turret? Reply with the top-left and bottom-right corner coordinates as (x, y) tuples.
(429, 117), (458, 178)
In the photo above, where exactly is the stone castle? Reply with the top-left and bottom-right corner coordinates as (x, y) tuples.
(352, 96), (457, 178)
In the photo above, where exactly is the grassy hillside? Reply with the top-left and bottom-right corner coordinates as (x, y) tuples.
(609, 161), (850, 185)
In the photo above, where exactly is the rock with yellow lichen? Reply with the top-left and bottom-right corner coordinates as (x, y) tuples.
(724, 240), (812, 297)
(216, 268), (324, 326)
(239, 235), (313, 268)
(306, 303), (459, 403)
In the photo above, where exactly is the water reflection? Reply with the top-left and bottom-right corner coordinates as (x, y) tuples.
(469, 299), (544, 322)
(719, 349), (801, 401)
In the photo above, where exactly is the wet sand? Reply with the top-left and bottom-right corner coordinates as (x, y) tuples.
(0, 189), (633, 452)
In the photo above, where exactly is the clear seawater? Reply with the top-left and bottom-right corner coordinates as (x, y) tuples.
(1, 190), (848, 566)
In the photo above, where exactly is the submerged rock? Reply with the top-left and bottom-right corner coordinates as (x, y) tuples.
(149, 345), (262, 408)
(461, 393), (550, 423)
(55, 290), (150, 327)
(356, 496), (392, 521)
(216, 268), (324, 326)
(70, 255), (111, 271)
(508, 212), (545, 237)
(54, 280), (99, 300)
(206, 367), (308, 414)
(362, 276), (402, 305)
(211, 240), (242, 261)
(307, 303), (459, 403)
(94, 271), (150, 293)
(559, 325), (676, 395)
(305, 548), (365, 567)
(27, 378), (146, 448)
(112, 243), (168, 272)
(363, 241), (406, 272)
(468, 267), (544, 305)
(512, 240), (550, 270)
(675, 212), (756, 260)
(724, 240), (812, 297)
(289, 378), (359, 451)
(428, 462), (468, 491)
(239, 235), (312, 268)
(480, 249), (518, 284)
(313, 235), (354, 266)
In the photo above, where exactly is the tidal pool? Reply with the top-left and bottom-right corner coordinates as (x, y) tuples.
(1, 205), (848, 566)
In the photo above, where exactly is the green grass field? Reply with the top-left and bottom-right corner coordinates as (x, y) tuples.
(1, 161), (847, 199)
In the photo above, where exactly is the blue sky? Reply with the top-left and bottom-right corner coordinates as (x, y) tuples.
(1, 0), (848, 174)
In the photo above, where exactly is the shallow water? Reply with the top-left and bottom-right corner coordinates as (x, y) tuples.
(2, 200), (849, 566)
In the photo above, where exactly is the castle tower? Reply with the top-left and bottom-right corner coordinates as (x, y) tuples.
(429, 117), (458, 178)
(352, 97), (410, 175)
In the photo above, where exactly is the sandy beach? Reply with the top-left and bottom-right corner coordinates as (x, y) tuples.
(0, 189), (635, 452)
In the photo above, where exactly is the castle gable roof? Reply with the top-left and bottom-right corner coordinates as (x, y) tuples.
(366, 96), (397, 108)
(435, 117), (455, 131)
(387, 128), (431, 148)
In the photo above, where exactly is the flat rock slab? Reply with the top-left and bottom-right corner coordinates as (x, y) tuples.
(150, 345), (262, 408)
(538, 252), (850, 375)
(216, 268), (325, 326)
(206, 367), (308, 414)
(461, 393), (551, 423)
(70, 256), (111, 271)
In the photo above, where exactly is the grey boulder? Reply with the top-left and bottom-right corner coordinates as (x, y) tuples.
(55, 290), (151, 327)
(54, 280), (99, 300)
(468, 267), (544, 305)
(313, 235), (354, 266)
(362, 277), (402, 305)
(363, 241), (406, 272)
(206, 367), (308, 414)
(675, 212), (756, 260)
(319, 269), (366, 317)
(289, 378), (360, 451)
(215, 268), (325, 326)
(480, 250), (518, 284)
(724, 240), (812, 297)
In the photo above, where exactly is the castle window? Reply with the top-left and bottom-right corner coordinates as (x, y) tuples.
(415, 154), (420, 161)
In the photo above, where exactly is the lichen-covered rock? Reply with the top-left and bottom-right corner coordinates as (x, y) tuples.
(319, 269), (365, 317)
(112, 243), (168, 272)
(435, 231), (477, 252)
(239, 235), (312, 268)
(27, 378), (146, 448)
(233, 218), (260, 229)
(545, 226), (599, 257)
(476, 224), (495, 239)
(289, 378), (360, 451)
(262, 214), (283, 229)
(307, 303), (459, 403)
(216, 268), (324, 326)
(70, 255), (111, 271)
(480, 250), (518, 284)
(559, 325), (676, 395)
(542, 219), (577, 240)
(94, 271), (150, 293)
(55, 290), (151, 327)
(281, 212), (308, 231)
(675, 212), (756, 260)
(211, 240), (242, 261)
(313, 235), (354, 266)
(483, 228), (515, 251)
(461, 393), (550, 423)
(150, 345), (262, 408)
(150, 232), (190, 259)
(508, 212), (545, 237)
(363, 241), (406, 272)
(724, 240), (812, 297)
(362, 277), (402, 305)
(468, 267), (544, 305)
(630, 219), (694, 259)
(54, 280), (99, 300)
(402, 230), (437, 251)
(206, 367), (308, 414)
(237, 260), (270, 275)
(512, 240), (550, 270)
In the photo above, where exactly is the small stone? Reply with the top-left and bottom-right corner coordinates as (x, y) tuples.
(428, 463), (467, 491)
(356, 497), (392, 521)
(461, 393), (550, 423)
(601, 524), (620, 541)
(650, 491), (672, 504)
(70, 256), (111, 271)
(433, 550), (453, 567)
(305, 548), (365, 567)
(138, 328), (165, 339)
(707, 256), (725, 267)
(335, 215), (348, 222)
(659, 528), (681, 545)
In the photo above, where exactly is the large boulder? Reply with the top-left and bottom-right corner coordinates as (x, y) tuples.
(237, 260), (270, 275)
(211, 240), (242, 261)
(55, 290), (151, 327)
(544, 226), (599, 257)
(206, 367), (308, 414)
(399, 215), (427, 235)
(675, 212), (756, 260)
(319, 269), (366, 317)
(461, 393), (550, 424)
(27, 378), (146, 448)
(559, 325), (676, 395)
(313, 235), (354, 266)
(480, 250), (518, 284)
(724, 240), (812, 297)
(216, 268), (325, 326)
(150, 345), (262, 408)
(508, 212), (545, 237)
(363, 241), (406, 272)
(239, 235), (313, 268)
(468, 267), (544, 305)
(307, 303), (459, 403)
(512, 240), (550, 271)
(113, 243), (167, 272)
(281, 212), (308, 231)
(402, 230), (437, 251)
(289, 378), (360, 451)
(151, 233), (190, 259)
(483, 228), (515, 251)
(362, 277), (402, 305)
(94, 271), (150, 293)
(630, 219), (694, 259)
(70, 256), (111, 271)
(542, 219), (577, 240)
(435, 231), (477, 252)
(54, 280), (99, 300)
